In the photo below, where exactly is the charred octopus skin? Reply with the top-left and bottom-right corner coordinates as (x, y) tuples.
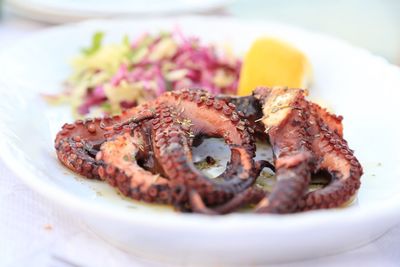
(216, 94), (265, 135)
(54, 106), (154, 180)
(97, 132), (173, 204)
(54, 88), (261, 212)
(251, 87), (316, 213)
(221, 87), (362, 212)
(152, 89), (259, 211)
(54, 87), (362, 214)
(297, 99), (362, 210)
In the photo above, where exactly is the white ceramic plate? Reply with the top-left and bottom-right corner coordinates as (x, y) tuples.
(0, 17), (400, 265)
(6, 0), (232, 24)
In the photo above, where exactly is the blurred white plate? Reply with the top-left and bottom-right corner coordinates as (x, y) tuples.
(0, 17), (400, 265)
(6, 0), (232, 23)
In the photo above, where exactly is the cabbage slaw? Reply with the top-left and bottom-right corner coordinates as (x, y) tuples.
(45, 30), (241, 118)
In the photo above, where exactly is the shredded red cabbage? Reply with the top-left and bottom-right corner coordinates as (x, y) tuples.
(76, 30), (241, 115)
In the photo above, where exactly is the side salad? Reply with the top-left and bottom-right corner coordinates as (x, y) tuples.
(46, 30), (241, 118)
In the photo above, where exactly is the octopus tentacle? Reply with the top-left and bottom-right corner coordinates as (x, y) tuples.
(190, 160), (269, 214)
(189, 190), (218, 215)
(216, 158), (275, 181)
(101, 109), (154, 132)
(218, 95), (343, 138)
(255, 153), (313, 213)
(55, 108), (154, 179)
(213, 187), (266, 214)
(297, 104), (362, 210)
(216, 94), (265, 135)
(252, 87), (362, 212)
(251, 87), (315, 213)
(151, 104), (256, 208)
(151, 88), (258, 207)
(97, 132), (173, 204)
(54, 86), (362, 214)
(190, 182), (266, 215)
(190, 187), (267, 215)
(309, 102), (343, 137)
(55, 117), (119, 179)
(158, 88), (256, 154)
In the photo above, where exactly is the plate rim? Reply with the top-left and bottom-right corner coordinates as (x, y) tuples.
(6, 0), (234, 24)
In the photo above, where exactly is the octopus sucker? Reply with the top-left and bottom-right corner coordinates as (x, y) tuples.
(309, 102), (343, 137)
(248, 87), (361, 212)
(251, 87), (316, 213)
(297, 115), (363, 211)
(55, 106), (155, 179)
(150, 103), (257, 208)
(98, 132), (173, 204)
(220, 87), (362, 213)
(54, 87), (363, 214)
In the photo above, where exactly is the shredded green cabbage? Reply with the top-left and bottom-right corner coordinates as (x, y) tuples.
(44, 30), (241, 118)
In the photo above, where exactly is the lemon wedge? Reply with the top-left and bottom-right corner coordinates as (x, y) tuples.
(238, 37), (312, 96)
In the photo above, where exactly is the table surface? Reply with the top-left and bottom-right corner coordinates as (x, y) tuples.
(1, 6), (400, 267)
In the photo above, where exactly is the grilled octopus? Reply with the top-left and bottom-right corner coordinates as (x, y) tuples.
(55, 87), (362, 214)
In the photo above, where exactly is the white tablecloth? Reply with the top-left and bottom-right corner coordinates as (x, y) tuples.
(1, 10), (400, 267)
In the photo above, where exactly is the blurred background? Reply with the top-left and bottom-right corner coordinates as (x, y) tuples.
(0, 0), (400, 64)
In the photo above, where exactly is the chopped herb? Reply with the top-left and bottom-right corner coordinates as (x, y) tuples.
(123, 35), (135, 60)
(82, 31), (104, 56)
(194, 156), (219, 170)
(255, 170), (275, 191)
(236, 125), (245, 131)
(165, 80), (174, 92)
(271, 105), (291, 113)
(138, 143), (145, 151)
(152, 174), (161, 183)
(179, 118), (193, 129)
(159, 31), (172, 38)
(205, 156), (216, 165)
(131, 47), (148, 63)
(123, 35), (130, 47)
(101, 102), (112, 113)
